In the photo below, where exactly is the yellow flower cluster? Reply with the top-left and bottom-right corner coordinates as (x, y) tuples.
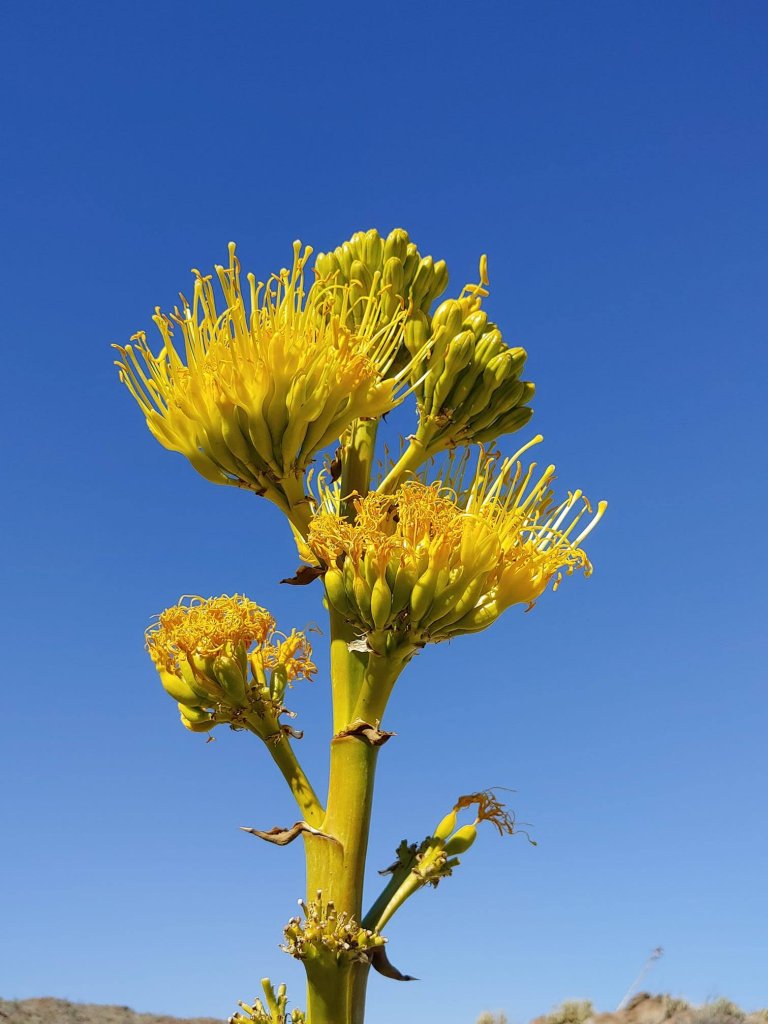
(282, 894), (386, 965)
(146, 594), (274, 673)
(309, 442), (606, 643)
(115, 242), (415, 515)
(145, 595), (314, 734)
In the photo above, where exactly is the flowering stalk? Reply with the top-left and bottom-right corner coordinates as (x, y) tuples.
(115, 228), (606, 1024)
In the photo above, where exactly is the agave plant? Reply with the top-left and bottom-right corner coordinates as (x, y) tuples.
(115, 228), (606, 1024)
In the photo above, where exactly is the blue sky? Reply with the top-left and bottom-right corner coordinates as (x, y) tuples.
(1, 2), (766, 1022)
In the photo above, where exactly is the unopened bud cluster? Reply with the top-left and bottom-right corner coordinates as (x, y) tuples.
(405, 292), (534, 452)
(283, 894), (386, 966)
(314, 227), (448, 374)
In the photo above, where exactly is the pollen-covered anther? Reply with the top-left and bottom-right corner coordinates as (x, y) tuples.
(282, 895), (386, 964)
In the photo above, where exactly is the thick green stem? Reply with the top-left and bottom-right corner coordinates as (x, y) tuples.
(301, 738), (378, 1024)
(303, 958), (358, 1024)
(243, 707), (324, 827)
(352, 640), (414, 725)
(300, 416), (403, 1024)
(340, 419), (378, 514)
(328, 608), (368, 732)
(283, 484), (314, 539)
(266, 734), (325, 828)
(376, 436), (430, 494)
(301, 731), (378, 1022)
(361, 854), (417, 932)
(305, 733), (379, 913)
(307, 641), (409, 911)
(300, 651), (409, 1023)
(304, 959), (361, 1024)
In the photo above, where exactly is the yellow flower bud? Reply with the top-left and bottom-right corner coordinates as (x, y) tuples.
(179, 711), (216, 733)
(177, 703), (212, 724)
(158, 669), (207, 706)
(323, 567), (352, 616)
(212, 653), (247, 705)
(443, 824), (478, 855)
(370, 575), (393, 631)
(353, 574), (373, 626)
(432, 810), (458, 841)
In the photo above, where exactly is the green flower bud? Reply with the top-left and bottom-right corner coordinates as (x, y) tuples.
(349, 258), (373, 293)
(383, 256), (405, 300)
(430, 259), (449, 302)
(431, 298), (465, 336)
(390, 563), (416, 616)
(463, 309), (488, 336)
(362, 228), (384, 269)
(342, 557), (364, 619)
(384, 227), (409, 264)
(401, 243), (420, 281)
(410, 561), (442, 623)
(430, 331), (476, 413)
(472, 402), (534, 443)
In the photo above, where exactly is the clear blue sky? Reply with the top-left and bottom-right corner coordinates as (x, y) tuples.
(1, 3), (766, 1022)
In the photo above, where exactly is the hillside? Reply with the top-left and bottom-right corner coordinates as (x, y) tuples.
(0, 998), (222, 1024)
(2, 993), (766, 1024)
(527, 994), (768, 1024)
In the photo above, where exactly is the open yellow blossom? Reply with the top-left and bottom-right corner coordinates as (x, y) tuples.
(115, 242), (415, 517)
(308, 439), (606, 642)
(250, 629), (317, 694)
(146, 594), (274, 673)
(145, 595), (314, 733)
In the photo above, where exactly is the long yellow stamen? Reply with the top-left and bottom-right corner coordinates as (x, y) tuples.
(114, 242), (425, 508)
(309, 447), (606, 639)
